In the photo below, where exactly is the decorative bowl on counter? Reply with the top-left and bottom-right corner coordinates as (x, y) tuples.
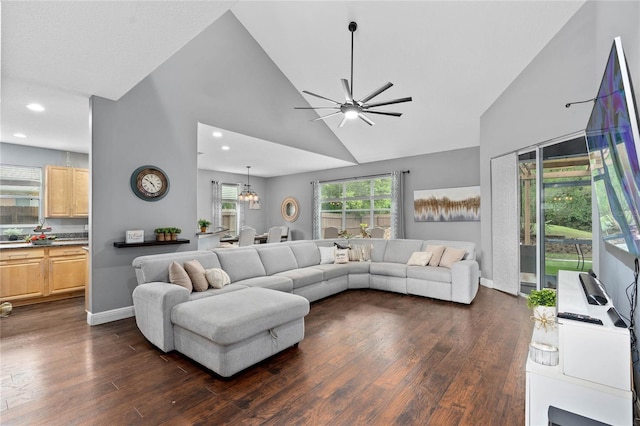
(31, 239), (54, 245)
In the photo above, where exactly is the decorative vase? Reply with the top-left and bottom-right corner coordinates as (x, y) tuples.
(164, 232), (171, 241)
(200, 226), (207, 233)
(531, 305), (558, 347)
(171, 233), (178, 241)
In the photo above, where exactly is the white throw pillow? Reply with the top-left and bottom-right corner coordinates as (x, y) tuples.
(334, 249), (350, 264)
(407, 251), (433, 266)
(319, 246), (335, 264)
(439, 247), (467, 268)
(205, 268), (231, 289)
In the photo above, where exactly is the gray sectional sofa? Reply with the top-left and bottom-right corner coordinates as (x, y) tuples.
(131, 238), (479, 376)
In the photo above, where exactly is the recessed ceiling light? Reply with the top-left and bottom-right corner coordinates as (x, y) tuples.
(212, 131), (223, 138)
(221, 146), (230, 151)
(13, 133), (27, 138)
(26, 103), (45, 112)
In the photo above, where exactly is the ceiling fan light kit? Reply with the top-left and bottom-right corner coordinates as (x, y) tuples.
(295, 21), (412, 127)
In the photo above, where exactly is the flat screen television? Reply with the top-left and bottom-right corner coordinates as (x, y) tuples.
(585, 36), (640, 257)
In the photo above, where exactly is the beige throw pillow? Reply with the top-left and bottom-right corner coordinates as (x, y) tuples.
(168, 261), (193, 292)
(439, 247), (467, 268)
(407, 251), (433, 266)
(184, 259), (209, 292)
(425, 245), (446, 266)
(205, 268), (231, 289)
(352, 244), (372, 261)
(334, 249), (350, 264)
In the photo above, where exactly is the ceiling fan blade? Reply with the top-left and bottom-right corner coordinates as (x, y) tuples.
(340, 79), (353, 102)
(294, 106), (340, 110)
(359, 82), (393, 104)
(358, 113), (375, 126)
(302, 90), (341, 104)
(364, 96), (413, 108)
(338, 115), (349, 128)
(363, 110), (403, 117)
(312, 111), (342, 122)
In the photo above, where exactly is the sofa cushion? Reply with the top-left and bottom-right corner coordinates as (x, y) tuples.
(275, 267), (324, 289)
(344, 261), (371, 274)
(407, 251), (432, 266)
(235, 275), (293, 293)
(383, 239), (425, 263)
(184, 259), (209, 292)
(439, 247), (467, 268)
(367, 239), (388, 262)
(424, 245), (446, 266)
(205, 268), (231, 289)
(425, 240), (476, 261)
(318, 246), (335, 264)
(289, 242), (321, 268)
(188, 284), (247, 300)
(370, 262), (407, 278)
(214, 248), (266, 283)
(406, 265), (452, 283)
(171, 287), (309, 345)
(168, 261), (193, 292)
(312, 264), (350, 281)
(255, 245), (299, 275)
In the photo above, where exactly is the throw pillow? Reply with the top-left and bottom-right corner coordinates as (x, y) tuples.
(168, 261), (193, 292)
(205, 268), (231, 289)
(352, 244), (372, 261)
(319, 246), (335, 264)
(425, 245), (446, 266)
(439, 247), (467, 268)
(334, 249), (350, 264)
(348, 246), (361, 261)
(184, 259), (208, 292)
(407, 251), (433, 266)
(334, 242), (350, 250)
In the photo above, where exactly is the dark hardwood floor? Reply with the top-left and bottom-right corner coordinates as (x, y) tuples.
(1, 286), (533, 425)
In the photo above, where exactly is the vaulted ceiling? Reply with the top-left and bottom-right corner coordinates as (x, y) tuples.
(1, 1), (585, 177)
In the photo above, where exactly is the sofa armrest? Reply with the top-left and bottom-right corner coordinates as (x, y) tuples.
(132, 282), (190, 352)
(450, 260), (480, 304)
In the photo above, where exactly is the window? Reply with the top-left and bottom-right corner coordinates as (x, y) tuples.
(319, 176), (392, 237)
(0, 165), (42, 226)
(221, 184), (239, 236)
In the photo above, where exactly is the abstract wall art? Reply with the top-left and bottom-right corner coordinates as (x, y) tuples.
(414, 186), (481, 222)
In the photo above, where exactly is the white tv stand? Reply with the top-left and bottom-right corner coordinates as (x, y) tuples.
(525, 270), (632, 425)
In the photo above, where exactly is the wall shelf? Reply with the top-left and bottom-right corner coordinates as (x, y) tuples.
(113, 239), (190, 248)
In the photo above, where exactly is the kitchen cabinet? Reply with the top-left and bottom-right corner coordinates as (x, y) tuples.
(48, 246), (87, 294)
(45, 166), (89, 218)
(0, 245), (87, 306)
(0, 249), (46, 301)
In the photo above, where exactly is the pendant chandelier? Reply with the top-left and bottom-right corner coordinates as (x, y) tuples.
(238, 166), (259, 202)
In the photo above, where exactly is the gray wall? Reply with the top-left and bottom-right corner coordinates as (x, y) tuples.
(90, 11), (349, 314)
(264, 146), (481, 250)
(0, 142), (89, 234)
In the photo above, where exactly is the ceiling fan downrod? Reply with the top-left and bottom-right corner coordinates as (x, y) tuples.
(349, 21), (357, 99)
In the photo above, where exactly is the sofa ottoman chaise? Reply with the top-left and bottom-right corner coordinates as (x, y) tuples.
(171, 287), (309, 377)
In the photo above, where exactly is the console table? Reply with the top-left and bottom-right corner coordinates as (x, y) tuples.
(525, 270), (632, 425)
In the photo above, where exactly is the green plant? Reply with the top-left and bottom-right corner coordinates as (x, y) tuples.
(154, 228), (167, 234)
(527, 288), (557, 309)
(173, 228), (182, 235)
(198, 219), (211, 228)
(3, 228), (22, 236)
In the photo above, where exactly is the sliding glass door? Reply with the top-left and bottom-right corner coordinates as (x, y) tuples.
(519, 135), (593, 294)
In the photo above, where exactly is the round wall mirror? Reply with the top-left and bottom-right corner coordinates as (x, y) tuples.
(281, 197), (300, 222)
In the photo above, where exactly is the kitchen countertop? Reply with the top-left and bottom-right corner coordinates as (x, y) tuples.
(0, 239), (89, 250)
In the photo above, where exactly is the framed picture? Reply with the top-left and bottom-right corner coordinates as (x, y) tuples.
(414, 186), (480, 222)
(126, 229), (144, 244)
(249, 200), (261, 210)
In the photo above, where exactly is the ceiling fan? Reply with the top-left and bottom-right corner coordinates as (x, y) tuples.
(295, 21), (412, 127)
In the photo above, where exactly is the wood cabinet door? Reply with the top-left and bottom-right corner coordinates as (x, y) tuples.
(48, 247), (87, 294)
(0, 249), (46, 301)
(72, 168), (89, 217)
(45, 166), (71, 217)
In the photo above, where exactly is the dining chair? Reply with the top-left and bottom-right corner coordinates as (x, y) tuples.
(323, 226), (340, 239)
(238, 227), (257, 246)
(369, 227), (386, 238)
(267, 226), (282, 244)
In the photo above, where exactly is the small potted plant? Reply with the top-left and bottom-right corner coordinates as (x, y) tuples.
(3, 228), (22, 241)
(198, 219), (211, 233)
(169, 227), (181, 241)
(527, 288), (557, 334)
(154, 228), (167, 241)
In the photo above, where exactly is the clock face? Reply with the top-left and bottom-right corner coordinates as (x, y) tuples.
(130, 166), (169, 201)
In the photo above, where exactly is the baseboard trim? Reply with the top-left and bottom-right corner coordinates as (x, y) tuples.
(480, 278), (494, 288)
(87, 305), (135, 326)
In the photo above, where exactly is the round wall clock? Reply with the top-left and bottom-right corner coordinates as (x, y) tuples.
(130, 165), (170, 201)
